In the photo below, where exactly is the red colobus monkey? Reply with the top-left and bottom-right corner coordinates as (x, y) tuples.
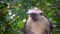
(24, 7), (52, 34)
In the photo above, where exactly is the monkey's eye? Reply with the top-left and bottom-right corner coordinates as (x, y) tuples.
(39, 13), (44, 16)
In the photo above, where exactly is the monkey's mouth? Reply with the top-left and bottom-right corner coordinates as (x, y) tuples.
(30, 16), (38, 22)
(32, 17), (38, 22)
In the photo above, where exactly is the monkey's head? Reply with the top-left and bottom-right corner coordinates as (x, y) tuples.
(27, 7), (44, 22)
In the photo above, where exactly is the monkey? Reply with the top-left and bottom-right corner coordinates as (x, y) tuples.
(24, 7), (52, 34)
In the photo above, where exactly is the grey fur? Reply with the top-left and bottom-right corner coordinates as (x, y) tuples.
(24, 8), (52, 34)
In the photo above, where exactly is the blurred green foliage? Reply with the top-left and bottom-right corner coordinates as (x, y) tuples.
(0, 0), (60, 34)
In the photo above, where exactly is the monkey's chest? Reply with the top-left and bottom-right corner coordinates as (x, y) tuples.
(30, 22), (47, 34)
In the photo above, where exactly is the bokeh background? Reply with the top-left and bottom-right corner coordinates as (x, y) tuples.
(0, 0), (60, 34)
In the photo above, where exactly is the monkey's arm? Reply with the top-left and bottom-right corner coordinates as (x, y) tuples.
(24, 22), (30, 34)
(45, 16), (53, 34)
(43, 17), (53, 34)
(24, 22), (35, 34)
(45, 22), (53, 34)
(43, 25), (52, 34)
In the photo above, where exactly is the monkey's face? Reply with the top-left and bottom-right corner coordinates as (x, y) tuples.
(27, 8), (44, 22)
(28, 13), (44, 22)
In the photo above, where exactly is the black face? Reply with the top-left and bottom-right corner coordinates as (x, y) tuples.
(30, 13), (39, 21)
